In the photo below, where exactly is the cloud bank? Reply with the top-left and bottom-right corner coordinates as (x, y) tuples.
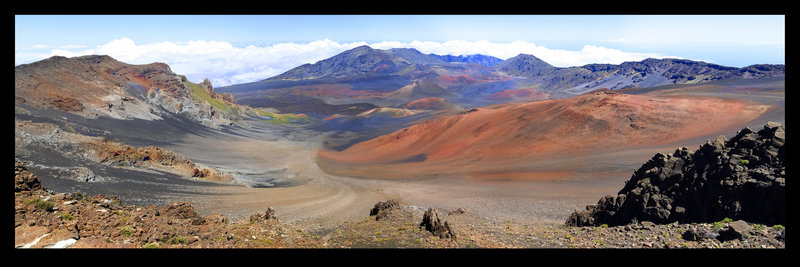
(16, 38), (677, 87)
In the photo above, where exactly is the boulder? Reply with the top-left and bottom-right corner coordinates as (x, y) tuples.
(717, 220), (751, 241)
(420, 207), (455, 239)
(682, 228), (706, 241)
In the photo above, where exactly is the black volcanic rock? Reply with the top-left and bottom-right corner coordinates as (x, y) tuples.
(420, 207), (456, 239)
(566, 122), (785, 227)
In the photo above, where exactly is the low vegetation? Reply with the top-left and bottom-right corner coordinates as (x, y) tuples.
(253, 108), (309, 125)
(186, 81), (233, 114)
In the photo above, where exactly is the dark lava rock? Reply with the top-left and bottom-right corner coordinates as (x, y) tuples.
(566, 122), (785, 227)
(420, 207), (455, 239)
(682, 228), (706, 241)
(717, 220), (751, 241)
(370, 200), (400, 221)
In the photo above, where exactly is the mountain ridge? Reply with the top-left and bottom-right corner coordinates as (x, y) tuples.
(221, 45), (783, 100)
(253, 45), (784, 86)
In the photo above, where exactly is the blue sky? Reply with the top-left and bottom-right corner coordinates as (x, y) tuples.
(15, 15), (785, 86)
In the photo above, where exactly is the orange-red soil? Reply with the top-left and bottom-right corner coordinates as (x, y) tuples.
(317, 91), (770, 180)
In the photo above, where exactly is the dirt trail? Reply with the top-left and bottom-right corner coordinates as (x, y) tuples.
(160, 125), (394, 228)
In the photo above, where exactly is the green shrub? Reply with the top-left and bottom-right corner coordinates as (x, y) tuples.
(58, 212), (73, 221)
(118, 225), (134, 237)
(739, 159), (750, 166)
(169, 235), (188, 245)
(142, 242), (160, 249)
(24, 198), (54, 212)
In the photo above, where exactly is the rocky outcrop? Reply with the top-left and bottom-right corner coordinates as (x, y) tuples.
(419, 207), (455, 239)
(15, 161), (44, 192)
(567, 122), (785, 227)
(249, 207), (278, 223)
(369, 200), (400, 221)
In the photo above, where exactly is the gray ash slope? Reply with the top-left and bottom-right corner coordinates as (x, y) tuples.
(567, 122), (785, 227)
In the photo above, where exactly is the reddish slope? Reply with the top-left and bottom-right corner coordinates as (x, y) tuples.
(486, 88), (548, 102)
(403, 97), (458, 110)
(317, 91), (770, 179)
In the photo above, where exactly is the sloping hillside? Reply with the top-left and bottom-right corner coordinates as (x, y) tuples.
(15, 55), (245, 128)
(317, 90), (770, 179)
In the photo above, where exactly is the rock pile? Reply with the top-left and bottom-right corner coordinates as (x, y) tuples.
(567, 122), (785, 227)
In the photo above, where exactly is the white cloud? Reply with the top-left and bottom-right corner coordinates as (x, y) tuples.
(16, 38), (678, 86)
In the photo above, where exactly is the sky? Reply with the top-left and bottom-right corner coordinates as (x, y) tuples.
(15, 15), (785, 87)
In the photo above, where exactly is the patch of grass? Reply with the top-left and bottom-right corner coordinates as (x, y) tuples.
(58, 212), (73, 221)
(711, 218), (734, 230)
(169, 234), (189, 245)
(24, 198), (54, 212)
(773, 225), (785, 230)
(112, 210), (130, 221)
(255, 238), (276, 246)
(118, 225), (134, 237)
(142, 242), (160, 249)
(253, 108), (308, 125)
(739, 159), (750, 166)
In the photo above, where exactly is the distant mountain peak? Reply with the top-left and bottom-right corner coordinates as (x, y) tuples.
(497, 53), (556, 77)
